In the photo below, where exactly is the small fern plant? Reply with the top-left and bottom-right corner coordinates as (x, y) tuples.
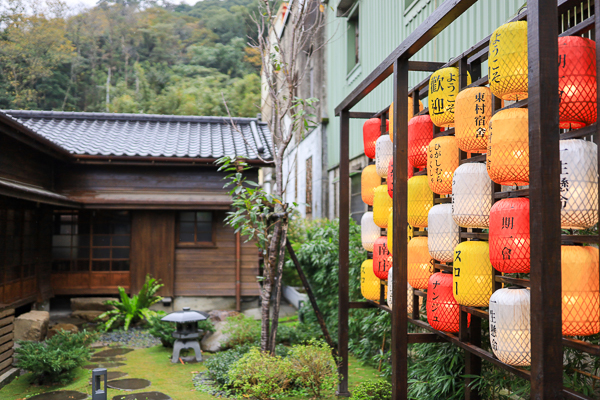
(99, 274), (164, 331)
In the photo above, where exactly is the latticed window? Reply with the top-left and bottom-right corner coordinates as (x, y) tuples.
(52, 211), (131, 272)
(177, 211), (214, 246)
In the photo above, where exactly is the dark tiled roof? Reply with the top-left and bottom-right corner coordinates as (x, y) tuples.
(2, 110), (273, 161)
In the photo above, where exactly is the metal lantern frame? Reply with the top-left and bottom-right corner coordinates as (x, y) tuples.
(335, 1), (600, 399)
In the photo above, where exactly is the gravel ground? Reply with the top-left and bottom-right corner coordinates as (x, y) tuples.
(95, 327), (161, 348)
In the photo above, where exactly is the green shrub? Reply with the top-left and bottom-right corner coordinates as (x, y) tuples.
(15, 330), (98, 385)
(205, 344), (253, 386)
(288, 340), (339, 398)
(276, 321), (324, 345)
(352, 379), (392, 400)
(223, 314), (260, 347)
(147, 314), (175, 347)
(99, 274), (163, 331)
(228, 348), (294, 400)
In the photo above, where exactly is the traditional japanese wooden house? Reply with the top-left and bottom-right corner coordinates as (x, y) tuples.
(0, 110), (271, 310)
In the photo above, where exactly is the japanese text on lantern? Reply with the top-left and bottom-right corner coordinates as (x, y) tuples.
(429, 143), (442, 185)
(474, 92), (487, 138)
(560, 159), (570, 208)
(489, 301), (498, 352)
(430, 277), (440, 323)
(490, 32), (501, 85)
(453, 250), (461, 295)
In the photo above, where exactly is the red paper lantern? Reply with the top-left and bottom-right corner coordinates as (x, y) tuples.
(387, 159), (393, 198)
(489, 198), (530, 273)
(427, 272), (468, 333)
(363, 118), (388, 159)
(558, 36), (597, 129)
(408, 115), (433, 168)
(373, 236), (392, 280)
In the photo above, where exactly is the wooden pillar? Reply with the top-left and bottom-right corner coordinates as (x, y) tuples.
(527, 1), (563, 398)
(391, 58), (409, 400)
(337, 110), (351, 397)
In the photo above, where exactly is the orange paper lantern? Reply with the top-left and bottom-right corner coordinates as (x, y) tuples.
(427, 136), (459, 195)
(562, 245), (600, 336)
(361, 165), (381, 206)
(407, 236), (432, 289)
(487, 108), (529, 186)
(408, 115), (433, 168)
(373, 236), (392, 280)
(558, 36), (597, 129)
(427, 272), (468, 333)
(455, 87), (492, 153)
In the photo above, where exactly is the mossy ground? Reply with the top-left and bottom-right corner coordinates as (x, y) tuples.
(1, 345), (381, 400)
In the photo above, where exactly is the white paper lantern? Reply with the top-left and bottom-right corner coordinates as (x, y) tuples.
(559, 139), (599, 229)
(361, 212), (380, 252)
(452, 163), (492, 228)
(376, 135), (393, 178)
(489, 288), (531, 367)
(428, 204), (460, 263)
(387, 267), (416, 314)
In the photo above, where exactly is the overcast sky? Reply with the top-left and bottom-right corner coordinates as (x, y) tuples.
(62, 0), (199, 8)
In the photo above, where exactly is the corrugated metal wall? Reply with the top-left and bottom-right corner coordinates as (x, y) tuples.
(326, 0), (524, 168)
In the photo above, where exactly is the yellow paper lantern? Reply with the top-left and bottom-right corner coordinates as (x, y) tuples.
(389, 98), (423, 143)
(407, 236), (433, 289)
(489, 21), (528, 101)
(427, 136), (459, 195)
(373, 185), (392, 228)
(428, 67), (471, 128)
(453, 240), (494, 307)
(361, 165), (381, 206)
(361, 259), (387, 301)
(487, 108), (529, 186)
(455, 87), (492, 153)
(407, 176), (434, 228)
(562, 245), (600, 336)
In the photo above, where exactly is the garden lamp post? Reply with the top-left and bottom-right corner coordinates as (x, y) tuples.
(161, 307), (208, 363)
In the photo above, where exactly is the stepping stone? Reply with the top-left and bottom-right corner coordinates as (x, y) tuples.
(89, 371), (128, 384)
(83, 362), (126, 370)
(112, 392), (171, 400)
(94, 348), (133, 357)
(107, 378), (152, 391)
(27, 390), (88, 400)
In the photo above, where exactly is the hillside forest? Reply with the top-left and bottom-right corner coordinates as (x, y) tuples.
(0, 0), (262, 117)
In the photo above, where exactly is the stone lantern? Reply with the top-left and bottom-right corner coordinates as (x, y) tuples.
(161, 307), (208, 363)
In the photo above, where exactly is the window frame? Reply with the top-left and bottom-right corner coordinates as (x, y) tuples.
(176, 211), (217, 248)
(346, 3), (360, 76)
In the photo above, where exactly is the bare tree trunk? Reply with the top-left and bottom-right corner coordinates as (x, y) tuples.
(261, 220), (281, 352)
(268, 219), (289, 355)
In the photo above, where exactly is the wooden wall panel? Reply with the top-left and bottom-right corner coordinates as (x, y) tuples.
(174, 212), (260, 297)
(0, 135), (54, 190)
(130, 211), (175, 297)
